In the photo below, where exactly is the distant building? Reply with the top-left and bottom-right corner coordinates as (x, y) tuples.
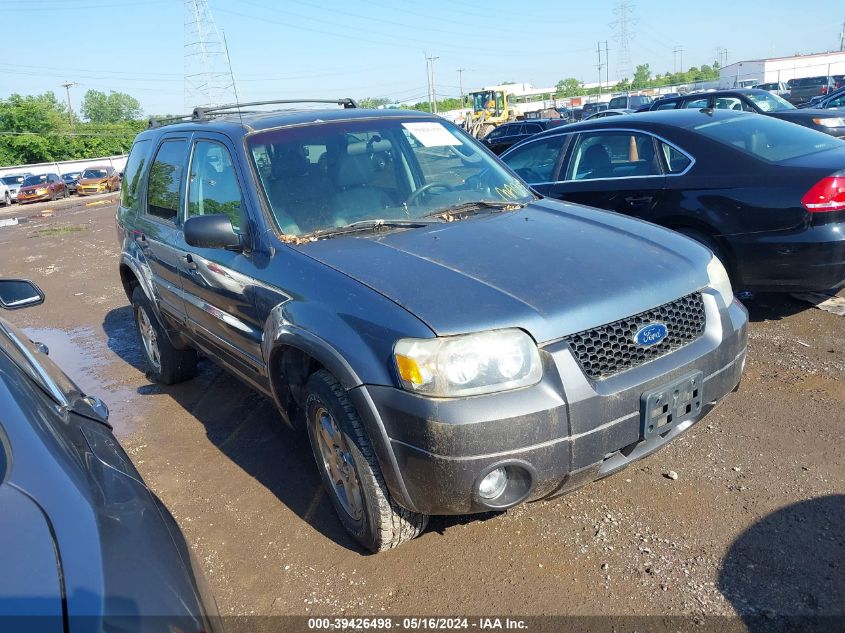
(719, 51), (845, 88)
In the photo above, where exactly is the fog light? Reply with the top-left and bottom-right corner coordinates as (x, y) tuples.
(478, 467), (508, 500)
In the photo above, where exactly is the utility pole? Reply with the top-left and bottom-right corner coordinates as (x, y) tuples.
(673, 46), (684, 74)
(605, 41), (610, 89)
(596, 41), (605, 96)
(457, 68), (465, 108)
(60, 81), (76, 125)
(425, 54), (439, 114)
(840, 20), (844, 51)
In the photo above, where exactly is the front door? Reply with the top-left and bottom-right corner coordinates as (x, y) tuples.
(176, 136), (268, 383)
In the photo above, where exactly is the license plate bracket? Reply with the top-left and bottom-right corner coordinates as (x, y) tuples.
(640, 371), (703, 439)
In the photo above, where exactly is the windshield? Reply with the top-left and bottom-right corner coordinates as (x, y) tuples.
(692, 114), (842, 162)
(82, 169), (107, 179)
(248, 118), (533, 237)
(1, 176), (24, 185)
(63, 173), (80, 180)
(22, 175), (47, 186)
(746, 91), (794, 112)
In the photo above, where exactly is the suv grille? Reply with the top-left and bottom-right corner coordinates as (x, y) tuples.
(564, 292), (706, 380)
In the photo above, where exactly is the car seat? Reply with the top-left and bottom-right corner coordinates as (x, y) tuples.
(329, 154), (392, 225)
(579, 144), (613, 179)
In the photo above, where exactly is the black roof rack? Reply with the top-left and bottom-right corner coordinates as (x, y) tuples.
(192, 98), (358, 120)
(147, 98), (358, 129)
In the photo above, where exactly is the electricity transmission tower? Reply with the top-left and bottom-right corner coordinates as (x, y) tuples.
(184, 0), (236, 109)
(611, 0), (636, 81)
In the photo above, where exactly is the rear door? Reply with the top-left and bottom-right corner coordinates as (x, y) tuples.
(176, 134), (268, 384)
(546, 129), (667, 221)
(133, 135), (192, 324)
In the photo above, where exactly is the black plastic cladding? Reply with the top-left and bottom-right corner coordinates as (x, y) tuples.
(564, 292), (706, 380)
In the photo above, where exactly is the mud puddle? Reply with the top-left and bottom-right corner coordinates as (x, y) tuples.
(24, 326), (140, 436)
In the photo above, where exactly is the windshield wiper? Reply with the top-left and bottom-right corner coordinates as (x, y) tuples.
(423, 199), (529, 221)
(306, 218), (442, 240)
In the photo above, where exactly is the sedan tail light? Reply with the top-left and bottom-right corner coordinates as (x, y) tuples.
(801, 175), (845, 212)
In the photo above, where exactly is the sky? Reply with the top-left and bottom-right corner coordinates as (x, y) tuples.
(1, 0), (843, 117)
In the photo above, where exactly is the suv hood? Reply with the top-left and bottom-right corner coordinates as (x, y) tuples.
(298, 200), (712, 343)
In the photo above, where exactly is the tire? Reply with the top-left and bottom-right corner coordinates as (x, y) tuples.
(304, 369), (428, 552)
(131, 285), (197, 385)
(676, 228), (733, 278)
(2, 192), (9, 206)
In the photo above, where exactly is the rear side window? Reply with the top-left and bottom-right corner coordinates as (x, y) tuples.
(121, 139), (153, 212)
(566, 131), (662, 180)
(658, 141), (692, 174)
(654, 101), (679, 110)
(608, 97), (627, 109)
(146, 139), (188, 222)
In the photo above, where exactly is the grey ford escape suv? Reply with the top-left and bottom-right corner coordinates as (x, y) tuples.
(117, 99), (748, 552)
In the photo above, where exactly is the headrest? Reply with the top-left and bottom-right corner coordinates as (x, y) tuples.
(336, 154), (374, 188)
(271, 145), (307, 179)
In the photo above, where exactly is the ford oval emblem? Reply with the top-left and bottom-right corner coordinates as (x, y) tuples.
(634, 322), (668, 347)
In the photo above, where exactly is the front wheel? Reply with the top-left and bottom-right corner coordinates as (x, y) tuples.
(132, 286), (197, 384)
(304, 369), (428, 552)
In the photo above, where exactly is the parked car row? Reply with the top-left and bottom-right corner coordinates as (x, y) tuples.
(0, 166), (121, 205)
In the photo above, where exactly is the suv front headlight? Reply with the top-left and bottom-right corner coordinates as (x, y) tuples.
(394, 328), (542, 397)
(707, 255), (733, 307)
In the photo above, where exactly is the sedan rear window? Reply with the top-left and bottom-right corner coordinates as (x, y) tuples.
(691, 115), (842, 162)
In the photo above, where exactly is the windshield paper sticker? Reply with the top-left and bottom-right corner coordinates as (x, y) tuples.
(402, 122), (462, 147)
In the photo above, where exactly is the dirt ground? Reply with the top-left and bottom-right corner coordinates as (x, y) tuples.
(0, 197), (842, 622)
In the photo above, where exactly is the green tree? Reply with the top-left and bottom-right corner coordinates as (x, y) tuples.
(81, 90), (142, 123)
(358, 97), (391, 109)
(555, 78), (583, 97)
(631, 64), (652, 89)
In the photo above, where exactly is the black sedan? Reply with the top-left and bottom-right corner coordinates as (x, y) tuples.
(480, 119), (566, 155)
(0, 279), (221, 632)
(501, 109), (845, 292)
(62, 171), (81, 195)
(647, 89), (845, 138)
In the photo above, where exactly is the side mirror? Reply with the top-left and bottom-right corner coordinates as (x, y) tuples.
(0, 279), (45, 310)
(184, 214), (241, 251)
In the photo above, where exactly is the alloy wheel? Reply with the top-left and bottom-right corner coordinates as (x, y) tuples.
(312, 405), (364, 521)
(136, 305), (161, 372)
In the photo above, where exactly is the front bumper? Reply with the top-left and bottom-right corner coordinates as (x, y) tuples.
(17, 192), (50, 203)
(729, 220), (845, 292)
(352, 291), (748, 515)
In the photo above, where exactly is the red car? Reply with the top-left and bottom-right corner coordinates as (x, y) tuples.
(17, 173), (68, 204)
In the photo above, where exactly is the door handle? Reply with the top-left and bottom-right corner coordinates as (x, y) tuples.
(182, 254), (197, 270)
(625, 195), (653, 205)
(134, 233), (147, 247)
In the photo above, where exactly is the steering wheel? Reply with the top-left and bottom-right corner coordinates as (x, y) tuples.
(405, 183), (454, 207)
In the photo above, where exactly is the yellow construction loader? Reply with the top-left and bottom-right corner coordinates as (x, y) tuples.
(464, 89), (520, 138)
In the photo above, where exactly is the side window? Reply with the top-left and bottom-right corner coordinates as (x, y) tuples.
(524, 123), (543, 134)
(715, 97), (753, 111)
(486, 126), (508, 140)
(502, 137), (565, 183)
(828, 94), (845, 108)
(658, 141), (692, 174)
(684, 98), (710, 109)
(146, 139), (188, 222)
(121, 139), (152, 212)
(655, 101), (679, 110)
(187, 140), (244, 232)
(566, 132), (662, 181)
